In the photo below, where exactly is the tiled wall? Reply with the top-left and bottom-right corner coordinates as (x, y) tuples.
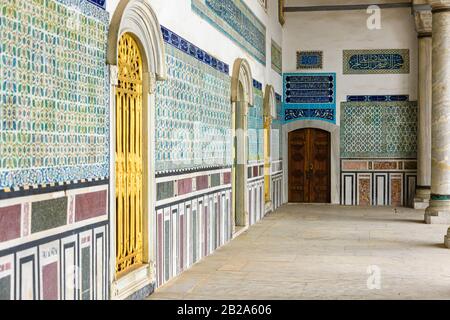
(340, 101), (417, 207)
(0, 0), (110, 299)
(248, 86), (264, 163)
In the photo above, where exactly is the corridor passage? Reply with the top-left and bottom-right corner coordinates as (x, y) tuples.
(149, 204), (450, 300)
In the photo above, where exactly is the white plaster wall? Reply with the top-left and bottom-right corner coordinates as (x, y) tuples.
(107, 0), (283, 94)
(282, 8), (418, 123)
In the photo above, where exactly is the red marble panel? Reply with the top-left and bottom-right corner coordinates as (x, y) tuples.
(391, 179), (402, 207)
(342, 161), (368, 170)
(223, 172), (231, 184)
(0, 205), (21, 242)
(75, 190), (107, 222)
(373, 161), (397, 170)
(177, 178), (192, 196)
(42, 262), (58, 300)
(404, 161), (417, 170)
(358, 179), (371, 206)
(196, 176), (209, 191)
(253, 166), (259, 177)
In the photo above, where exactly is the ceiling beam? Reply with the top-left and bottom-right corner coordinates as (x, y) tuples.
(285, 2), (412, 12)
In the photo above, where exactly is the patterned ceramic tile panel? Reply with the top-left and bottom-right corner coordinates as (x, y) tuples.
(341, 101), (417, 158)
(0, 0), (109, 191)
(155, 45), (232, 174)
(248, 88), (264, 162)
(283, 73), (336, 124)
(271, 40), (282, 75)
(191, 0), (266, 65)
(347, 95), (409, 102)
(296, 51), (323, 69)
(343, 49), (410, 74)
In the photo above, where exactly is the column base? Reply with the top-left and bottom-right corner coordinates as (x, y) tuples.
(424, 199), (450, 224)
(414, 187), (430, 209)
(444, 227), (450, 248)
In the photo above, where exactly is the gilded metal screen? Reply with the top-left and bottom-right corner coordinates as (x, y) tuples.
(115, 33), (144, 276)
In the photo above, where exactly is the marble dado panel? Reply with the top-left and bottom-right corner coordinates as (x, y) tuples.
(343, 49), (410, 74)
(0, 221), (108, 300)
(155, 42), (232, 175)
(0, 185), (108, 246)
(156, 170), (232, 203)
(0, 0), (109, 192)
(271, 40), (282, 75)
(191, 0), (266, 65)
(155, 188), (232, 288)
(340, 101), (417, 159)
(341, 159), (416, 207)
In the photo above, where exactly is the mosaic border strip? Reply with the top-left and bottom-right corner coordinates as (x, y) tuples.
(343, 49), (410, 74)
(296, 51), (323, 69)
(57, 0), (109, 23)
(253, 79), (263, 90)
(285, 108), (335, 122)
(161, 26), (229, 75)
(347, 95), (409, 102)
(86, 0), (106, 9)
(191, 0), (267, 66)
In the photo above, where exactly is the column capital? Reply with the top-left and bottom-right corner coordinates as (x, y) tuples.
(415, 10), (433, 36)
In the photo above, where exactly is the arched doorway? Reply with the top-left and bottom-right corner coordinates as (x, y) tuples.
(231, 58), (253, 234)
(108, 0), (166, 299)
(288, 128), (331, 203)
(263, 85), (277, 212)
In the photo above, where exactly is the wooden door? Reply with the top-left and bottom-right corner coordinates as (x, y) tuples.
(288, 128), (330, 203)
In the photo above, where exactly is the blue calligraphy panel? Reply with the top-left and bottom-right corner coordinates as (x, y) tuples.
(282, 73), (336, 124)
(296, 51), (323, 69)
(343, 49), (410, 74)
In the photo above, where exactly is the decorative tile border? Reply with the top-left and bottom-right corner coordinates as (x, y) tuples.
(161, 26), (229, 74)
(285, 109), (335, 122)
(271, 40), (282, 75)
(86, 0), (106, 9)
(343, 49), (410, 74)
(347, 95), (409, 102)
(253, 79), (263, 90)
(296, 51), (323, 69)
(191, 0), (266, 65)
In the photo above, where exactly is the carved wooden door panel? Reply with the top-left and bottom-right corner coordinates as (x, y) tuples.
(288, 128), (330, 203)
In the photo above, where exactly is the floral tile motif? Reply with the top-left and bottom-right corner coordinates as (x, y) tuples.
(343, 49), (410, 74)
(0, 0), (109, 191)
(155, 44), (232, 174)
(340, 101), (417, 158)
(191, 0), (266, 65)
(248, 87), (264, 162)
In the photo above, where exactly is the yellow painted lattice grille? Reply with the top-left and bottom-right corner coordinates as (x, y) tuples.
(115, 33), (144, 276)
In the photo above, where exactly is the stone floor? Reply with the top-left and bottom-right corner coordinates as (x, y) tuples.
(148, 204), (450, 300)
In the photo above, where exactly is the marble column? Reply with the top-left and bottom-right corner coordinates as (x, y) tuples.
(425, 1), (450, 227)
(414, 10), (433, 210)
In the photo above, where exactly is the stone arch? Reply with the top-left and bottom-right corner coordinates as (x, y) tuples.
(282, 120), (340, 204)
(108, 0), (166, 299)
(107, 0), (167, 82)
(231, 58), (253, 234)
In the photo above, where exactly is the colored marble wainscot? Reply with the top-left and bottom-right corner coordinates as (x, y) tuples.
(0, 205), (21, 242)
(191, 0), (266, 65)
(343, 49), (410, 74)
(296, 51), (323, 69)
(0, 0), (110, 191)
(31, 197), (68, 234)
(340, 101), (417, 158)
(75, 190), (107, 222)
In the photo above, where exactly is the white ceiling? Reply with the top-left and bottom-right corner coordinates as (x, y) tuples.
(285, 0), (412, 7)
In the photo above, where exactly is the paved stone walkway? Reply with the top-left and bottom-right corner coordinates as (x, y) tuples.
(149, 204), (450, 300)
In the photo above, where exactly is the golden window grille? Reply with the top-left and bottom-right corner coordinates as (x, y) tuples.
(115, 33), (144, 276)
